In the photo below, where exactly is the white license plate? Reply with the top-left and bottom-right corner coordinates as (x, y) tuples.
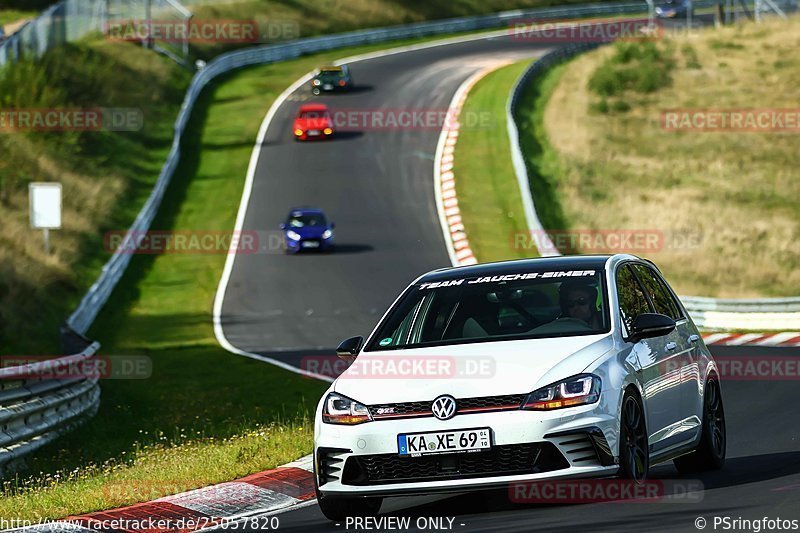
(398, 428), (491, 457)
(323, 84), (333, 90)
(308, 130), (320, 136)
(301, 241), (320, 248)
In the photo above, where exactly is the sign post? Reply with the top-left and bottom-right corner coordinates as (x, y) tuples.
(29, 182), (62, 254)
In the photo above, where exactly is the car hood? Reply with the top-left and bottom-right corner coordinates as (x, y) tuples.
(333, 334), (614, 404)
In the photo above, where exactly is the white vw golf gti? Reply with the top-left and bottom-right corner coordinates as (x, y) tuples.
(314, 255), (726, 520)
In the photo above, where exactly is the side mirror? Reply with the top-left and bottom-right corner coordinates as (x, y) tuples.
(336, 336), (363, 361)
(330, 222), (336, 229)
(629, 313), (676, 342)
(279, 223), (286, 230)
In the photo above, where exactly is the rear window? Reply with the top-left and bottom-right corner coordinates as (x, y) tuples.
(318, 69), (344, 79)
(367, 270), (610, 351)
(298, 110), (329, 119)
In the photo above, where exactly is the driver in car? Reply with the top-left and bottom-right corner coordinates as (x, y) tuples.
(559, 279), (602, 330)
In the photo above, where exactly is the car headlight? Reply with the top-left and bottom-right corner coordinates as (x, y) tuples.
(322, 229), (333, 239)
(294, 128), (303, 136)
(522, 374), (601, 410)
(323, 127), (333, 135)
(322, 392), (372, 425)
(286, 230), (301, 240)
(312, 79), (321, 86)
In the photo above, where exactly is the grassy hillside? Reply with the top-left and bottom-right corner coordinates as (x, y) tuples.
(0, 40), (190, 355)
(539, 16), (800, 297)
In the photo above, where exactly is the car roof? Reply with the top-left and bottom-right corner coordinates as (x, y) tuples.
(288, 207), (326, 216)
(298, 103), (329, 112)
(418, 255), (616, 283)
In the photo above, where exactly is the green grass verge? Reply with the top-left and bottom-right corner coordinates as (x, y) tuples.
(0, 40), (191, 356)
(1, 32), (531, 521)
(514, 61), (571, 234)
(0, 9), (37, 28)
(453, 60), (536, 264)
(453, 57), (572, 264)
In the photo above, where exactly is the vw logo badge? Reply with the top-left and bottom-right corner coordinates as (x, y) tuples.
(431, 395), (457, 420)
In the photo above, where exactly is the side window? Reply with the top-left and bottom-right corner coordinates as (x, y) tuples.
(616, 265), (651, 334)
(632, 265), (682, 320)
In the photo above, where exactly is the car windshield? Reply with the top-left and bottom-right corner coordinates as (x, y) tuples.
(288, 213), (326, 227)
(367, 270), (610, 350)
(318, 69), (344, 79)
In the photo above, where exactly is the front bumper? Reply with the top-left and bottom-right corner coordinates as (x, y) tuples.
(286, 237), (334, 252)
(314, 404), (619, 497)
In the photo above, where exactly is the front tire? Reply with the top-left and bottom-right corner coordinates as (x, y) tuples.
(619, 391), (649, 482)
(674, 378), (726, 474)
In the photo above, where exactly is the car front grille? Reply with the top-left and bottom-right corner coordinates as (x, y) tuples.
(341, 442), (569, 485)
(368, 394), (526, 420)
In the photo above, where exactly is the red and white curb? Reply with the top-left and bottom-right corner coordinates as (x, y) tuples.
(434, 62), (511, 268)
(10, 456), (315, 532)
(702, 331), (800, 348)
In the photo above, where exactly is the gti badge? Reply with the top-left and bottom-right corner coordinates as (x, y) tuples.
(431, 395), (457, 420)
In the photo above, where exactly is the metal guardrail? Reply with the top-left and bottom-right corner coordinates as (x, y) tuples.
(679, 296), (800, 313)
(507, 42), (602, 260)
(0, 0), (195, 69)
(66, 0), (675, 335)
(0, 342), (101, 476)
(506, 43), (800, 328)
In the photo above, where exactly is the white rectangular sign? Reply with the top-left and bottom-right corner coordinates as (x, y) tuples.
(29, 182), (62, 229)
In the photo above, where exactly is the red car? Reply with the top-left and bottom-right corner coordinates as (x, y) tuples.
(293, 103), (334, 141)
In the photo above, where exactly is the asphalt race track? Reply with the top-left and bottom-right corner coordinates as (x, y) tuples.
(233, 346), (800, 532)
(217, 33), (550, 366)
(217, 27), (800, 533)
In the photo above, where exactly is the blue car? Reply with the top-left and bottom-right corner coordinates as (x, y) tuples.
(280, 207), (335, 254)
